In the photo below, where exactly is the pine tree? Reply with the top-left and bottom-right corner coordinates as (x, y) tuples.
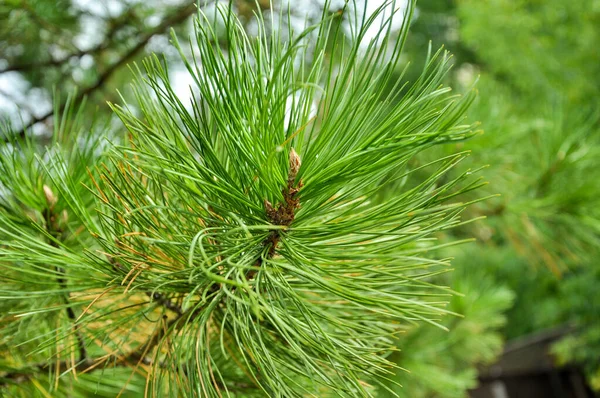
(0, 2), (481, 396)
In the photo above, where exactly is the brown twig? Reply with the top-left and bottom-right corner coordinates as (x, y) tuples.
(250, 149), (303, 280)
(0, 300), (207, 387)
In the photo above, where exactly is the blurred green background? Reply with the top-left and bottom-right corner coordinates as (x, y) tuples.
(1, 0), (599, 396)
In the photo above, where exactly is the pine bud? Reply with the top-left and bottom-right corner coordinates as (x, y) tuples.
(264, 199), (276, 219)
(61, 209), (69, 224)
(43, 185), (57, 209)
(288, 148), (301, 183)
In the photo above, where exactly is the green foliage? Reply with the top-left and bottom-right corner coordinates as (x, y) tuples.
(0, 0), (79, 85)
(388, 0), (600, 394)
(381, 247), (515, 397)
(458, 69), (600, 392)
(3, 0), (598, 396)
(458, 0), (600, 102)
(0, 0), (201, 136)
(463, 80), (600, 271)
(452, 0), (600, 389)
(0, 2), (482, 397)
(550, 259), (600, 390)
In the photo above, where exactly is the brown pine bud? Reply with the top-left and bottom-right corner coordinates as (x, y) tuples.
(61, 209), (69, 224)
(288, 148), (301, 184)
(43, 185), (57, 209)
(264, 199), (276, 220)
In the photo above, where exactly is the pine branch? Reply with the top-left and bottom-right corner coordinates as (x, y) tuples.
(1, 2), (483, 395)
(0, 332), (157, 386)
(108, 256), (184, 315)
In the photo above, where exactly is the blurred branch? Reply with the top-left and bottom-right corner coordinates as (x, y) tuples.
(20, 0), (64, 36)
(0, 8), (139, 74)
(5, 2), (198, 141)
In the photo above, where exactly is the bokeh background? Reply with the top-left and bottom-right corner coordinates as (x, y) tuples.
(1, 1), (599, 396)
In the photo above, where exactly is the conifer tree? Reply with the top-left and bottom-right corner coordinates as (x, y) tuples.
(0, 2), (481, 396)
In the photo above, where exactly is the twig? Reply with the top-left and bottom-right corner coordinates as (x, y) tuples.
(42, 186), (88, 363)
(0, 9), (139, 74)
(107, 255), (184, 316)
(145, 292), (184, 316)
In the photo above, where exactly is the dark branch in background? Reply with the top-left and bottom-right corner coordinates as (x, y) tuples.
(42, 185), (88, 363)
(0, 9), (139, 74)
(6, 2), (198, 141)
(1, 48), (98, 74)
